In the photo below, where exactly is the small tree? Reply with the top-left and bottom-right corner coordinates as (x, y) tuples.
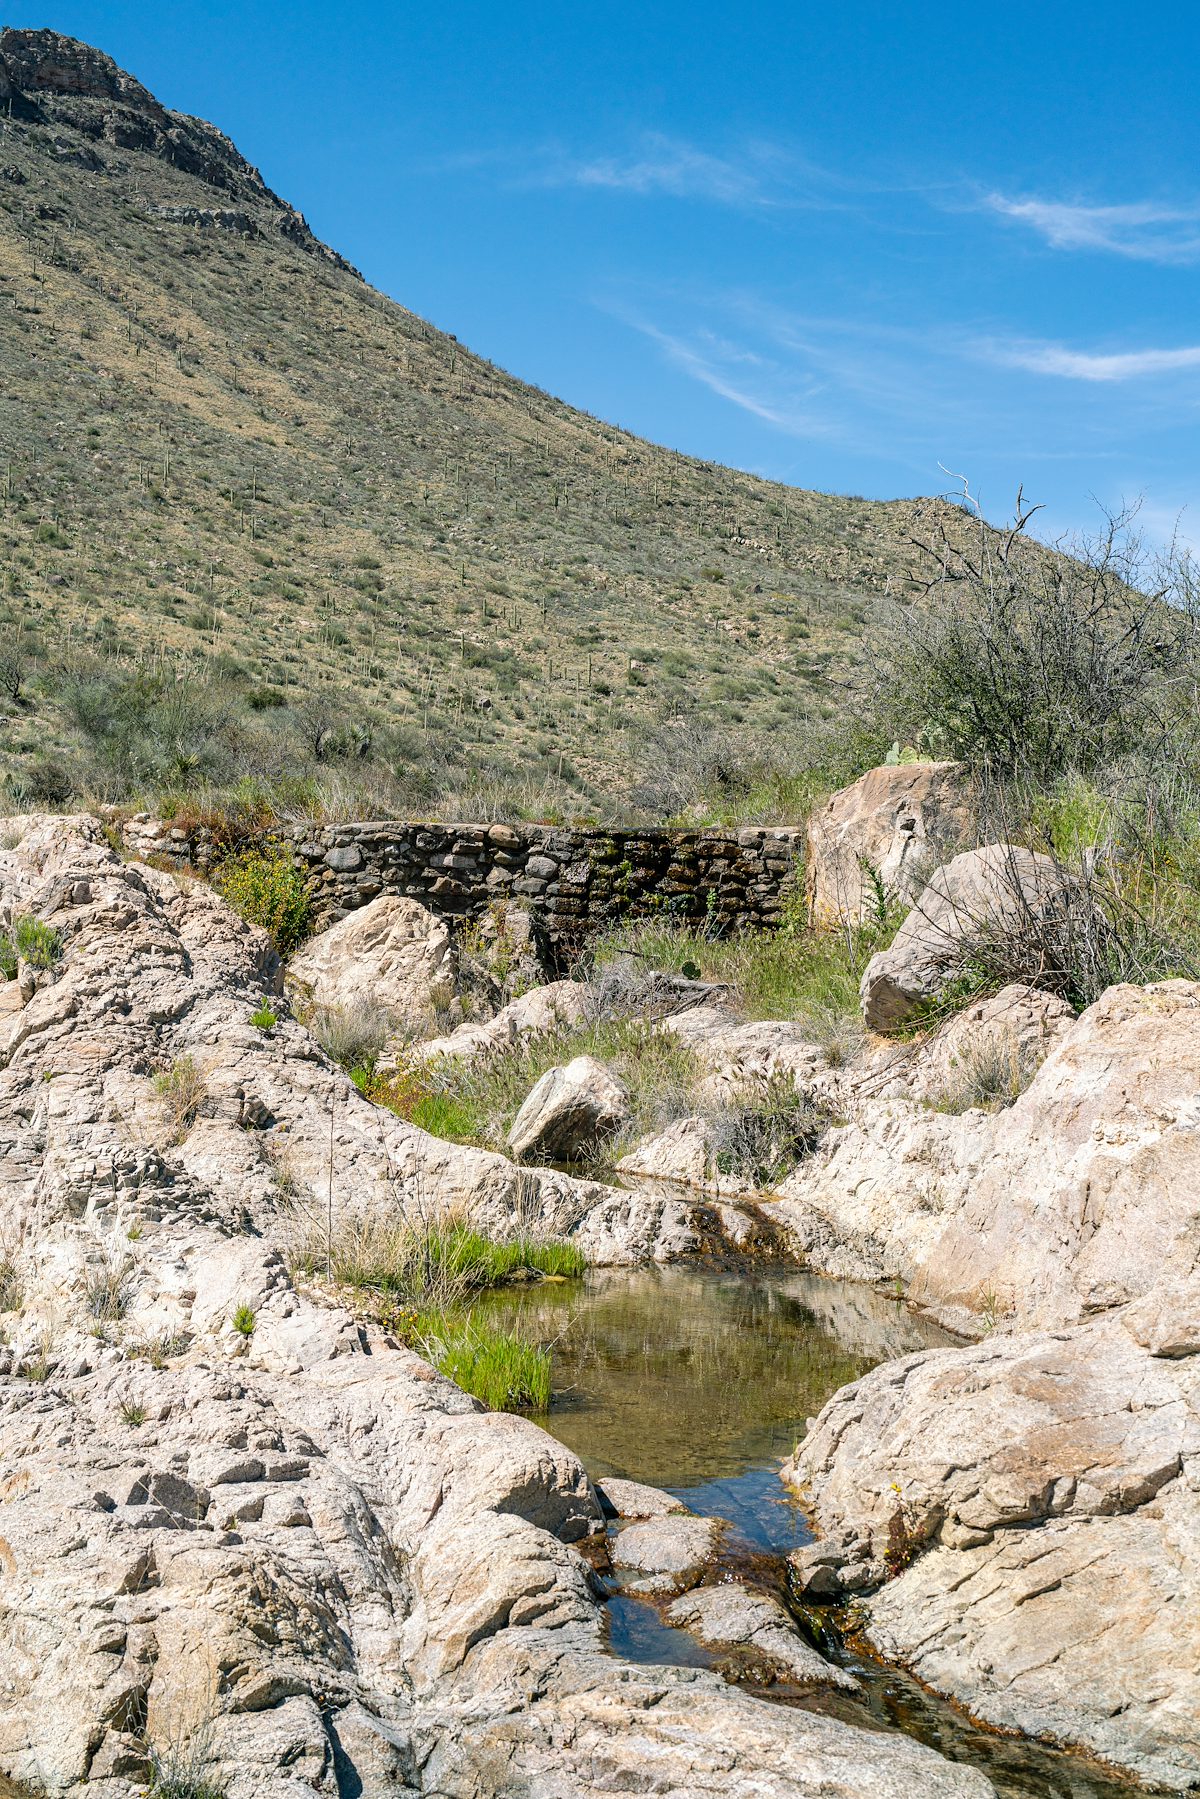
(867, 494), (1196, 783)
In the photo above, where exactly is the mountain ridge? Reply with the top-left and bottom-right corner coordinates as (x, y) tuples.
(0, 27), (962, 818)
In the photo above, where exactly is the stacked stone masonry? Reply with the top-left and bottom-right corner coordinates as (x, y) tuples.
(120, 816), (804, 947)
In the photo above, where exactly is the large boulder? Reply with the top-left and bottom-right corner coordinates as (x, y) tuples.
(784, 1286), (1200, 1790)
(860, 844), (1073, 1031)
(507, 1055), (630, 1163)
(806, 761), (975, 928)
(286, 892), (455, 1029)
(767, 979), (1200, 1332)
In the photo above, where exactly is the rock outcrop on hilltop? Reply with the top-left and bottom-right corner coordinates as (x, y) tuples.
(0, 27), (353, 266)
(0, 813), (997, 1798)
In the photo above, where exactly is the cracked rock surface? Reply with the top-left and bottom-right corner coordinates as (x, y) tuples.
(784, 1288), (1200, 1789)
(0, 815), (995, 1798)
(768, 978), (1200, 1334)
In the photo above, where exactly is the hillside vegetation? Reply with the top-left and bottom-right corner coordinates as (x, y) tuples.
(0, 28), (968, 825)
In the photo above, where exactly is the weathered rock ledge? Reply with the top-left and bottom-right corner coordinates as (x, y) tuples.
(784, 1285), (1200, 1789)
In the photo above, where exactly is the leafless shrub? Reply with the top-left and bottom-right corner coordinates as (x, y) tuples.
(708, 1078), (829, 1188)
(0, 628), (28, 705)
(867, 494), (1199, 783)
(944, 837), (1192, 1014)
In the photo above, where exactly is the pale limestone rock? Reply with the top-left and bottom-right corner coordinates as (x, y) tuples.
(860, 843), (1073, 1031)
(806, 760), (975, 928)
(286, 892), (455, 1027)
(783, 1295), (1200, 1789)
(0, 815), (720, 1273)
(660, 1008), (828, 1104)
(667, 1582), (858, 1689)
(507, 1054), (630, 1162)
(769, 979), (1200, 1332)
(414, 977), (590, 1062)
(596, 1475), (687, 1518)
(618, 1115), (716, 1187)
(898, 981), (1075, 1105)
(612, 1511), (722, 1592)
(0, 820), (993, 1798)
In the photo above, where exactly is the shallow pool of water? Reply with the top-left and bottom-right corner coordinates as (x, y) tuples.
(484, 1263), (1160, 1799)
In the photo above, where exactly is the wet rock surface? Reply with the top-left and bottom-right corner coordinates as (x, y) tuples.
(667, 1581), (859, 1689)
(611, 1510), (724, 1593)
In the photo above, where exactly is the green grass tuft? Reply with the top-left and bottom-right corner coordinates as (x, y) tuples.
(419, 1315), (551, 1412)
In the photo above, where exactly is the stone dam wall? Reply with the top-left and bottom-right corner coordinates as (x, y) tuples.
(121, 815), (805, 944)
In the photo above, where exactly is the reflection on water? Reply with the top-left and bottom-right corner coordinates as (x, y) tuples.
(484, 1263), (1159, 1799)
(480, 1261), (951, 1490)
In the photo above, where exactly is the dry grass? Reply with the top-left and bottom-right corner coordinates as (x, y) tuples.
(152, 1056), (209, 1143)
(0, 55), (968, 823)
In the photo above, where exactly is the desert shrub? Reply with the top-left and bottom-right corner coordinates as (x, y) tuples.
(590, 906), (896, 1034)
(0, 1260), (22, 1311)
(377, 1017), (702, 1160)
(213, 840), (310, 953)
(146, 1732), (225, 1799)
(1020, 763), (1200, 1001)
(865, 499), (1199, 783)
(13, 915), (61, 969)
(710, 1078), (829, 1187)
(311, 996), (397, 1076)
(928, 1027), (1038, 1115)
(627, 718), (833, 825)
(83, 1251), (135, 1322)
(0, 914), (62, 975)
(297, 1212), (583, 1300)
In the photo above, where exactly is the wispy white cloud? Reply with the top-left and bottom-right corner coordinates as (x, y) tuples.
(980, 336), (1200, 382)
(440, 134), (850, 211)
(553, 135), (777, 206)
(621, 315), (824, 430)
(984, 193), (1200, 263)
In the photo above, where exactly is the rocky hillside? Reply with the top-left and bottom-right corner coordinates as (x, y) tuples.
(0, 28), (964, 815)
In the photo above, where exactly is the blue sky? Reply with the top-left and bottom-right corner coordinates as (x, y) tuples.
(16, 2), (1200, 541)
